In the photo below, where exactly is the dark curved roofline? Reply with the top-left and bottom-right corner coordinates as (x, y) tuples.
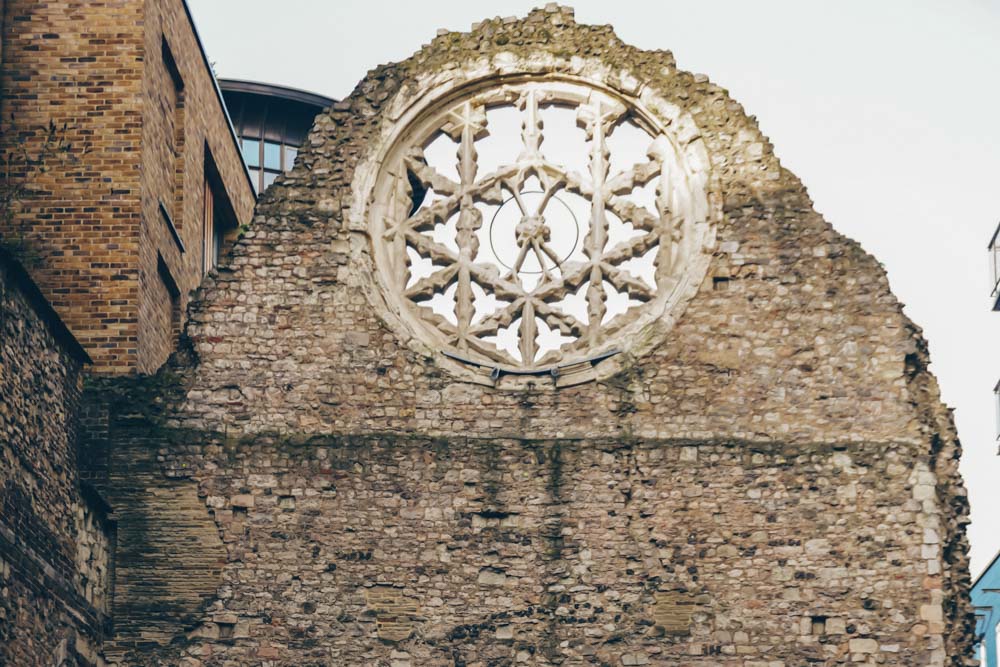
(218, 78), (336, 109)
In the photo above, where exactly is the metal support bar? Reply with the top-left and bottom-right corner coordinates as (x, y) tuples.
(442, 348), (621, 383)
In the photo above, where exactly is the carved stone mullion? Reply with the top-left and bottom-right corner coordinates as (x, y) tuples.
(455, 103), (481, 186)
(533, 299), (586, 338)
(518, 89), (543, 162)
(508, 240), (532, 279)
(465, 335), (520, 367)
(467, 296), (524, 337)
(580, 99), (614, 342)
(601, 232), (659, 267)
(404, 264), (460, 300)
(604, 197), (658, 234)
(404, 151), (459, 197)
(535, 239), (561, 275)
(605, 160), (659, 196)
(467, 264), (524, 302)
(460, 166), (517, 204)
(403, 229), (459, 266)
(454, 102), (485, 349)
(387, 175), (412, 290)
(644, 135), (677, 286)
(532, 263), (588, 302)
(601, 264), (655, 301)
(455, 200), (478, 348)
(518, 299), (538, 366)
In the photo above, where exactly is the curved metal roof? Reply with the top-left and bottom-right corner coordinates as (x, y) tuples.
(218, 78), (335, 110)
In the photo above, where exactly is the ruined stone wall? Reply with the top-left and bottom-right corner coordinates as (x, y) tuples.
(96, 7), (975, 666)
(102, 431), (954, 666)
(0, 249), (109, 666)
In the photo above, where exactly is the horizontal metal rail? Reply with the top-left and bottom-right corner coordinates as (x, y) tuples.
(442, 348), (621, 381)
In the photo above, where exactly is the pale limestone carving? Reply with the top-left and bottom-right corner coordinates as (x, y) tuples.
(368, 75), (712, 383)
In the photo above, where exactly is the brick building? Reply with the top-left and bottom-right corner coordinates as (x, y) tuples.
(0, 0), (256, 374)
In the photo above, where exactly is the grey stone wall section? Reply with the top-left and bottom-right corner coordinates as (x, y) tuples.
(101, 6), (974, 665)
(110, 434), (965, 666)
(0, 249), (109, 666)
(80, 370), (229, 666)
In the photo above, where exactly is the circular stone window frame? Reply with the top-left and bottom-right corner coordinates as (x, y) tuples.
(350, 53), (719, 388)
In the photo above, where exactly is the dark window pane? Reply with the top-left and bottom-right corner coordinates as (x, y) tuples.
(242, 138), (260, 168)
(248, 168), (261, 193)
(263, 141), (281, 170)
(262, 170), (278, 190)
(284, 145), (297, 171)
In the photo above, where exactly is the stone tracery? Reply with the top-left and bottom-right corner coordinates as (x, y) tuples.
(372, 78), (709, 373)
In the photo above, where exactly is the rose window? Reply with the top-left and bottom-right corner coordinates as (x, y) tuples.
(370, 79), (708, 377)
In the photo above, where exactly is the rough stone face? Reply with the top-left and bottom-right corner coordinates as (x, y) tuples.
(86, 6), (974, 666)
(0, 249), (110, 666)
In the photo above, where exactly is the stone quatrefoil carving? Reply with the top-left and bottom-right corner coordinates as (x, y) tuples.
(373, 79), (707, 373)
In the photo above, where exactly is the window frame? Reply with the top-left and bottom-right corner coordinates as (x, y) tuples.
(990, 220), (1000, 310)
(202, 143), (240, 274)
(161, 36), (186, 229)
(240, 136), (298, 193)
(156, 252), (181, 351)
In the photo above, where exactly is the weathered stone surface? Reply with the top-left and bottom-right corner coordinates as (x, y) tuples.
(81, 6), (974, 666)
(0, 250), (110, 666)
(93, 433), (971, 665)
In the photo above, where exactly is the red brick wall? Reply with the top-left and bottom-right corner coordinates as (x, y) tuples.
(0, 0), (255, 374)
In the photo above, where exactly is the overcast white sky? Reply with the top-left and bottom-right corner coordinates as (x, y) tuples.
(187, 0), (1000, 576)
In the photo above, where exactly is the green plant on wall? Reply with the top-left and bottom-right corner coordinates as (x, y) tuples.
(0, 118), (90, 267)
